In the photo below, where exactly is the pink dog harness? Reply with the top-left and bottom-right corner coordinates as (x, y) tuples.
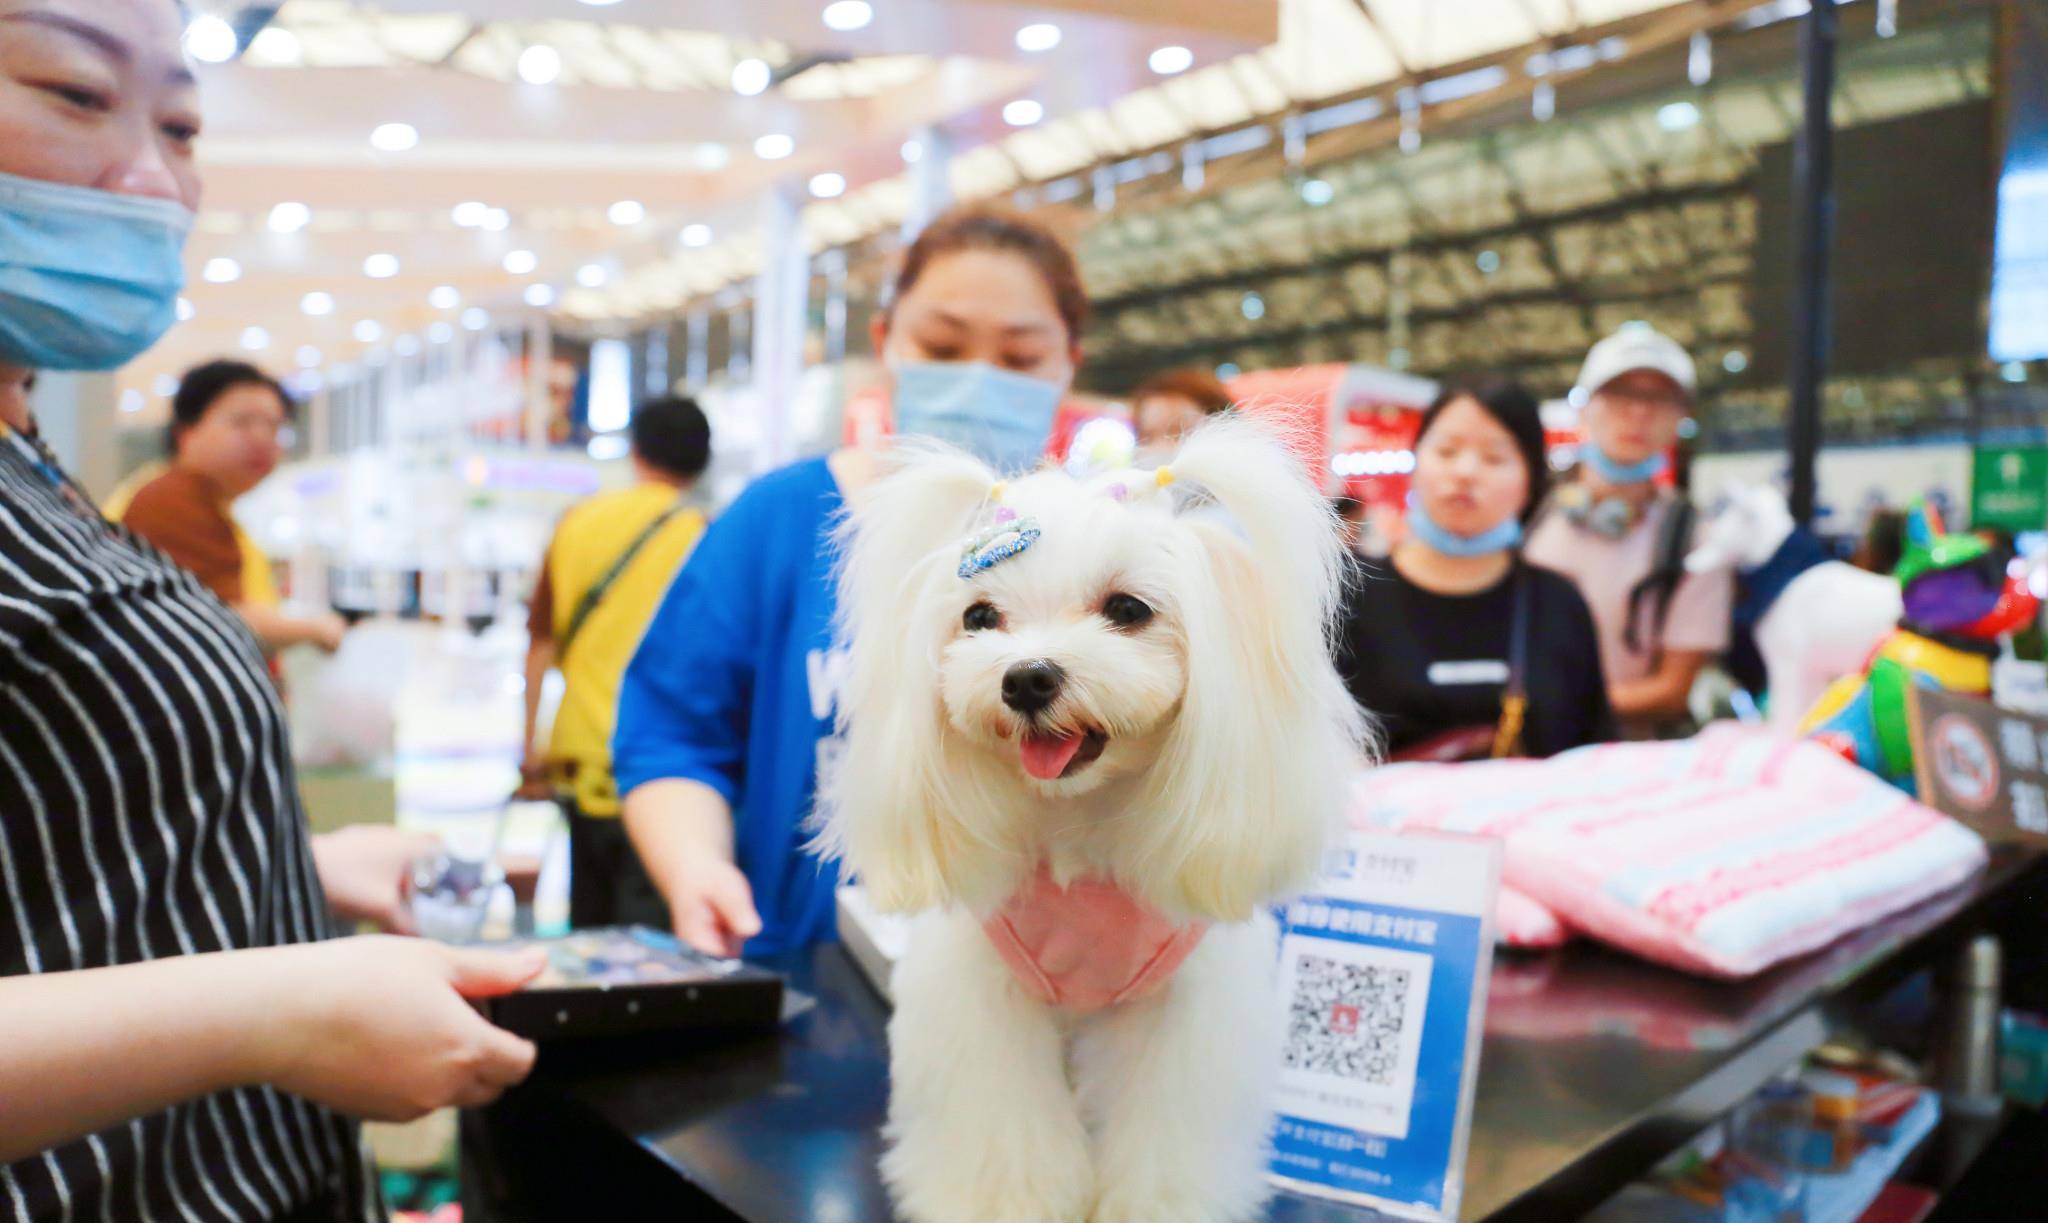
(982, 866), (1208, 1012)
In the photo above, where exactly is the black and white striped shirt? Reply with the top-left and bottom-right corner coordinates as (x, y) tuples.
(0, 429), (382, 1222)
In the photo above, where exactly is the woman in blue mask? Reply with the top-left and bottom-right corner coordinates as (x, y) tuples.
(1336, 381), (1614, 761)
(614, 208), (1086, 956)
(0, 2), (545, 1215)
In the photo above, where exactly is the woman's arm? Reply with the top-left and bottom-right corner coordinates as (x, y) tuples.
(621, 779), (760, 957)
(235, 601), (346, 653)
(0, 937), (543, 1162)
(1609, 649), (1710, 722)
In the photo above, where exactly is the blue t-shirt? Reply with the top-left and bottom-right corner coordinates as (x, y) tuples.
(613, 456), (846, 955)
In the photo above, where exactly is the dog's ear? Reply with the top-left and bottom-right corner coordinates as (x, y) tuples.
(1130, 416), (1374, 920)
(817, 442), (1006, 913)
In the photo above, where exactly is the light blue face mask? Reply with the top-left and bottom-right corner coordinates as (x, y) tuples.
(1582, 443), (1668, 485)
(1406, 498), (1523, 558)
(0, 170), (193, 372)
(891, 360), (1063, 474)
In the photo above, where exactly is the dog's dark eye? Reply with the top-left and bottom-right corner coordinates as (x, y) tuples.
(1102, 593), (1154, 629)
(963, 601), (1003, 632)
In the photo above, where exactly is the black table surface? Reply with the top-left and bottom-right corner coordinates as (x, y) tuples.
(503, 848), (2048, 1222)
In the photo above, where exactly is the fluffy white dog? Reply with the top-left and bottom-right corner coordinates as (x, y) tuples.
(821, 417), (1369, 1223)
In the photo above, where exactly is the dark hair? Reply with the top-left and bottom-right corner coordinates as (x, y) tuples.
(631, 395), (711, 480)
(888, 208), (1088, 345)
(168, 359), (292, 456)
(1132, 368), (1233, 416)
(1414, 380), (1550, 524)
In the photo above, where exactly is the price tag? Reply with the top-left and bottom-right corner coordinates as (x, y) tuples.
(1268, 830), (1500, 1221)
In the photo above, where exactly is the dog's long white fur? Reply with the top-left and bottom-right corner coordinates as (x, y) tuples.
(822, 416), (1371, 1222)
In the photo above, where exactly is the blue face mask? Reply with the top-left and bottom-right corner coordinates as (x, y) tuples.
(1406, 499), (1523, 558)
(891, 360), (1063, 474)
(1582, 443), (1668, 485)
(0, 171), (193, 372)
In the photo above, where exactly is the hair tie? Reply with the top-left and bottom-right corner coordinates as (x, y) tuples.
(1154, 467), (1175, 489)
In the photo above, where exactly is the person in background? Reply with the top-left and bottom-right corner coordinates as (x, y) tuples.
(1130, 366), (1232, 459)
(0, 1), (541, 1214)
(613, 207), (1088, 957)
(113, 358), (347, 654)
(518, 395), (712, 929)
(1526, 323), (1732, 737)
(1339, 381), (1613, 760)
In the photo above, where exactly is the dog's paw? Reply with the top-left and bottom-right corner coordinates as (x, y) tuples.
(883, 1118), (1094, 1223)
(1089, 1162), (1269, 1223)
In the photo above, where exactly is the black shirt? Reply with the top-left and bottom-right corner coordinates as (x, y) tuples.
(1336, 554), (1615, 759)
(0, 430), (381, 1221)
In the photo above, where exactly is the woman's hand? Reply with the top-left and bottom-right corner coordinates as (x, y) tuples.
(661, 856), (763, 958)
(310, 825), (441, 934)
(256, 937), (545, 1121)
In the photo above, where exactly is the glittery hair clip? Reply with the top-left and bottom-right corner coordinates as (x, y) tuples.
(958, 505), (1041, 579)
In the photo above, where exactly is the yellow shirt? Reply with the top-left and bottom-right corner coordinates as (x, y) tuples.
(534, 484), (706, 815)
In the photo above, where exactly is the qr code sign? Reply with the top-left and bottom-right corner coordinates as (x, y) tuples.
(1284, 953), (1412, 1086)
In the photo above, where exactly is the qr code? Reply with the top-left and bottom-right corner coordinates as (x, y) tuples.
(1283, 952), (1411, 1086)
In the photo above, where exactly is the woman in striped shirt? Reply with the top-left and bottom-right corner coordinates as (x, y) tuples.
(0, 2), (543, 1219)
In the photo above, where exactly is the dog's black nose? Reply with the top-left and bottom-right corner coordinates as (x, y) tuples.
(1001, 660), (1065, 716)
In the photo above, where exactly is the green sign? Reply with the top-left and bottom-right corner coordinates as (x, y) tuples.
(1972, 445), (2048, 531)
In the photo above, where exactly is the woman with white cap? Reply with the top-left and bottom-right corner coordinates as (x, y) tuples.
(0, 3), (543, 1216)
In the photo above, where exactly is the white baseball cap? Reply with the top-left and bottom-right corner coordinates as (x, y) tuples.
(1574, 322), (1696, 403)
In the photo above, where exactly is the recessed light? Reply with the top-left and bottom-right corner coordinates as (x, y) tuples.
(680, 224), (712, 248)
(1003, 99), (1043, 127)
(754, 133), (795, 160)
(732, 58), (771, 97)
(202, 257), (241, 284)
(452, 201), (490, 227)
(370, 122), (419, 152)
(363, 253), (400, 279)
(1299, 178), (1334, 206)
(429, 286), (460, 310)
(608, 200), (646, 226)
(301, 291), (335, 316)
(809, 172), (846, 199)
(249, 26), (300, 65)
(517, 44), (562, 86)
(1148, 45), (1193, 75)
(1657, 100), (1701, 131)
(183, 15), (239, 64)
(576, 264), (608, 288)
(823, 1), (873, 32)
(353, 320), (384, 343)
(1016, 23), (1061, 53)
(693, 144), (731, 171)
(481, 208), (511, 232)
(296, 345), (322, 369)
(502, 250), (538, 275)
(461, 307), (490, 331)
(524, 284), (557, 308)
(239, 326), (270, 351)
(267, 201), (311, 234)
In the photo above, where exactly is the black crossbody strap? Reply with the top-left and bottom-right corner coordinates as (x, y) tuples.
(555, 502), (685, 661)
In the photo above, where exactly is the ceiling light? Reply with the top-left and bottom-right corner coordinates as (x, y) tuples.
(502, 250), (538, 275)
(1148, 45), (1193, 75)
(301, 291), (335, 316)
(524, 284), (557, 308)
(183, 15), (239, 64)
(1240, 292), (1265, 321)
(732, 58), (772, 97)
(517, 44), (562, 86)
(1657, 100), (1701, 131)
(1723, 350), (1749, 374)
(370, 122), (419, 152)
(175, 297), (195, 322)
(608, 199), (646, 226)
(462, 307), (489, 331)
(576, 264), (608, 288)
(1299, 178), (1334, 206)
(452, 201), (490, 227)
(249, 26), (300, 65)
(395, 335), (421, 357)
(363, 253), (400, 279)
(481, 208), (511, 232)
(429, 322), (453, 343)
(267, 201), (311, 234)
(1003, 99), (1043, 127)
(296, 345), (322, 369)
(754, 133), (795, 160)
(823, 1), (873, 32)
(809, 172), (846, 199)
(353, 320), (383, 343)
(680, 224), (712, 248)
(1016, 23), (1061, 52)
(239, 326), (270, 352)
(202, 257), (241, 284)
(693, 144), (731, 171)
(120, 389), (144, 414)
(901, 139), (923, 164)
(429, 285), (460, 310)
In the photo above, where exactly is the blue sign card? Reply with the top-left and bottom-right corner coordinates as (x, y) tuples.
(1268, 831), (1500, 1221)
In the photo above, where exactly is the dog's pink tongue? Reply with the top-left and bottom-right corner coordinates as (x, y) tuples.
(1021, 732), (1083, 781)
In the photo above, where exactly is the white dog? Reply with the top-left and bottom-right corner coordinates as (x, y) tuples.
(821, 417), (1368, 1223)
(1686, 483), (1901, 731)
